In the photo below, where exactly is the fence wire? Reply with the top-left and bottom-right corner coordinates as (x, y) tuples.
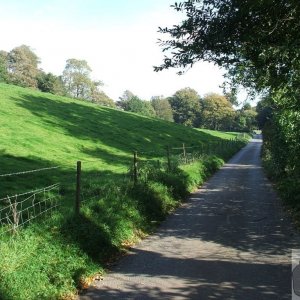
(0, 166), (60, 177)
(0, 184), (60, 236)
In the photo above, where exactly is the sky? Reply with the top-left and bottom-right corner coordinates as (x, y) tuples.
(0, 0), (238, 101)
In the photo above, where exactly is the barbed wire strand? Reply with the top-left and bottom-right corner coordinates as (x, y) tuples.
(0, 166), (60, 178)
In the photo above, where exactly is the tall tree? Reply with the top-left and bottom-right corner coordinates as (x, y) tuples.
(62, 59), (95, 99)
(7, 45), (40, 88)
(168, 87), (201, 127)
(0, 50), (8, 83)
(256, 97), (273, 130)
(117, 90), (135, 109)
(90, 84), (115, 108)
(234, 105), (257, 132)
(151, 96), (174, 122)
(119, 90), (135, 102)
(201, 93), (235, 131)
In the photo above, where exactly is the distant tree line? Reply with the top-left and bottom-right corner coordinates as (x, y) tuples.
(117, 88), (257, 132)
(0, 45), (115, 108)
(0, 45), (256, 132)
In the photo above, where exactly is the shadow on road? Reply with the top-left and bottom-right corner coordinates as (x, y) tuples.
(81, 137), (299, 300)
(84, 248), (290, 299)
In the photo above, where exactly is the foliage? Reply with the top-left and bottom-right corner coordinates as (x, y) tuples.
(117, 93), (155, 117)
(37, 71), (66, 95)
(201, 93), (235, 131)
(234, 104), (257, 132)
(0, 51), (8, 82)
(118, 90), (135, 103)
(90, 88), (115, 108)
(168, 87), (201, 127)
(262, 107), (300, 205)
(155, 1), (300, 99)
(62, 58), (95, 99)
(151, 96), (174, 122)
(256, 97), (273, 130)
(6, 45), (40, 88)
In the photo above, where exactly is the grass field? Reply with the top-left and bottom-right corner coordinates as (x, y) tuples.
(0, 83), (242, 202)
(0, 83), (248, 299)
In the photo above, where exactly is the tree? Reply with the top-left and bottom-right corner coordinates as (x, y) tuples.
(122, 95), (155, 117)
(119, 90), (135, 102)
(234, 106), (257, 132)
(116, 91), (155, 117)
(0, 50), (8, 83)
(90, 85), (115, 108)
(151, 96), (174, 122)
(116, 90), (135, 109)
(62, 58), (95, 99)
(256, 97), (273, 130)
(37, 71), (66, 95)
(201, 93), (235, 131)
(168, 87), (201, 127)
(7, 45), (40, 88)
(155, 1), (300, 107)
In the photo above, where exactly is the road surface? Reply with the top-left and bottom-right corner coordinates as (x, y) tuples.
(80, 135), (299, 299)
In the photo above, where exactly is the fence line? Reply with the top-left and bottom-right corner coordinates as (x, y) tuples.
(0, 166), (60, 177)
(0, 137), (245, 232)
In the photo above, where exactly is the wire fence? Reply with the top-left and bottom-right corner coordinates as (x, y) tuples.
(0, 137), (245, 238)
(0, 184), (60, 236)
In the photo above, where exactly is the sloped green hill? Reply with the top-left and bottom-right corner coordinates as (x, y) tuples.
(0, 83), (238, 200)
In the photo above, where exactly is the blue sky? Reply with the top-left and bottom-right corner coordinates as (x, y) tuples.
(0, 0), (229, 101)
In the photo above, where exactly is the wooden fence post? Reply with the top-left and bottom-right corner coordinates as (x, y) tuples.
(133, 151), (138, 184)
(167, 146), (171, 172)
(75, 161), (81, 215)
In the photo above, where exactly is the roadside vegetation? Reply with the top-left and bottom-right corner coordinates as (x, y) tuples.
(0, 83), (249, 299)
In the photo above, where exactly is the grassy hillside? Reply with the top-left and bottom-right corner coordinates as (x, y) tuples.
(0, 83), (240, 201)
(0, 83), (247, 299)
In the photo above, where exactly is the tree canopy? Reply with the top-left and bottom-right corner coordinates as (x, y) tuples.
(62, 58), (94, 99)
(201, 93), (235, 131)
(6, 45), (40, 88)
(117, 92), (155, 117)
(151, 96), (174, 122)
(156, 1), (300, 107)
(168, 87), (201, 127)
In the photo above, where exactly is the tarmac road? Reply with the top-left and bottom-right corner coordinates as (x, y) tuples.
(80, 135), (300, 299)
